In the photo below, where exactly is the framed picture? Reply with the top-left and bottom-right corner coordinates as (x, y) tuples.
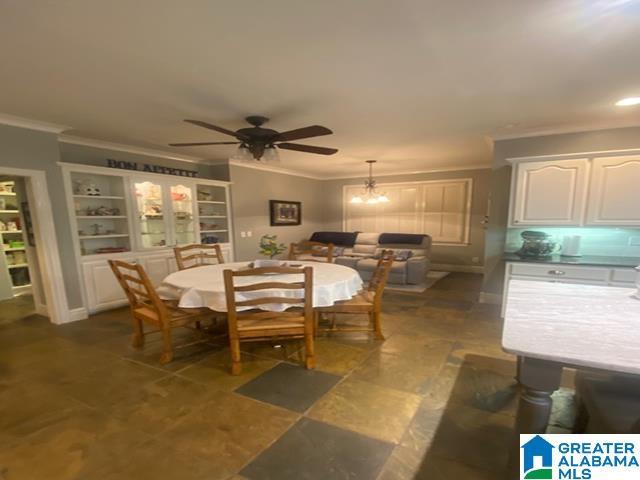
(269, 200), (301, 226)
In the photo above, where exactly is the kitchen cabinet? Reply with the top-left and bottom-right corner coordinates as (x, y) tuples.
(586, 155), (640, 225)
(510, 159), (588, 226)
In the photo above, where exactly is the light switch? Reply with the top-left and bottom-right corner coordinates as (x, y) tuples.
(240, 231), (246, 238)
(247, 231), (253, 237)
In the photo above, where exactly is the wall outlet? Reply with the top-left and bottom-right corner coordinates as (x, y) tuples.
(629, 237), (640, 247)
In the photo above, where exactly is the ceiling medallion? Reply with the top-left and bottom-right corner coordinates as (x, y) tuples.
(350, 160), (389, 204)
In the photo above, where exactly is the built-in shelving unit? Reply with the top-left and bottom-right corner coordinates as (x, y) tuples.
(197, 184), (230, 244)
(70, 171), (131, 255)
(0, 181), (32, 297)
(61, 162), (233, 314)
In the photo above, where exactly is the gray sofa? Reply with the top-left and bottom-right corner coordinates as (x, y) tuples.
(308, 231), (432, 285)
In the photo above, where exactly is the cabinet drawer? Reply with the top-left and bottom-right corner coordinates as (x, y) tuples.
(510, 263), (609, 282)
(611, 268), (637, 285)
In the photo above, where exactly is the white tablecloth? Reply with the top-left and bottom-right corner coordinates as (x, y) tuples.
(159, 261), (363, 312)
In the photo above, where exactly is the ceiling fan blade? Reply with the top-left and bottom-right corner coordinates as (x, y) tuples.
(168, 141), (240, 147)
(275, 125), (333, 142)
(277, 143), (338, 155)
(183, 119), (244, 139)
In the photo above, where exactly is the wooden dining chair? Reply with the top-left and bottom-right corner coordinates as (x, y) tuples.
(315, 249), (394, 340)
(174, 243), (224, 270)
(109, 259), (213, 364)
(223, 266), (315, 375)
(288, 240), (334, 263)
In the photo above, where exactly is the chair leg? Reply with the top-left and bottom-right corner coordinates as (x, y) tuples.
(330, 313), (337, 331)
(304, 330), (316, 370)
(230, 337), (242, 375)
(195, 320), (202, 330)
(159, 327), (173, 364)
(372, 311), (385, 340)
(131, 317), (144, 349)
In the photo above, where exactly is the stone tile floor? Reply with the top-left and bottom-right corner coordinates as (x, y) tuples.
(0, 273), (576, 479)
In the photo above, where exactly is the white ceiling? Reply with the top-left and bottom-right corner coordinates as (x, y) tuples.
(2, 1), (640, 177)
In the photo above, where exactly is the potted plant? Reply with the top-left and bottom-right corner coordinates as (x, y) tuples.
(256, 234), (286, 267)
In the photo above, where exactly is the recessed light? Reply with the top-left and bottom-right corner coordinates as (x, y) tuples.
(615, 97), (640, 107)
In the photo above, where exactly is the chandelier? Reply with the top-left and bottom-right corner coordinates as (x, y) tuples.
(350, 160), (389, 204)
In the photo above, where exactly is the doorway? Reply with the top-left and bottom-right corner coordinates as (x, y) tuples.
(0, 167), (69, 325)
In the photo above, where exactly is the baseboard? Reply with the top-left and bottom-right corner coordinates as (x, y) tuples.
(67, 307), (89, 323)
(35, 303), (48, 316)
(431, 263), (484, 274)
(479, 292), (503, 304)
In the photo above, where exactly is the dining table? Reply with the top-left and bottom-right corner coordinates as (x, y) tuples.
(502, 278), (640, 476)
(159, 261), (364, 312)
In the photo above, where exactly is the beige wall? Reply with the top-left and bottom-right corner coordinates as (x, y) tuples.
(229, 165), (327, 261)
(322, 168), (491, 267)
(482, 126), (640, 295)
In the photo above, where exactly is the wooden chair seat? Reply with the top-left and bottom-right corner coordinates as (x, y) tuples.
(133, 306), (206, 325)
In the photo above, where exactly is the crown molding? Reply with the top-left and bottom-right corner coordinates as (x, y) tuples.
(322, 163), (491, 180)
(228, 159), (324, 179)
(490, 122), (640, 141)
(58, 134), (208, 164)
(0, 112), (70, 134)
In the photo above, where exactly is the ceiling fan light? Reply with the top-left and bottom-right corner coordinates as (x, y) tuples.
(366, 197), (378, 205)
(350, 195), (363, 204)
(262, 145), (280, 163)
(234, 144), (253, 162)
(377, 194), (389, 203)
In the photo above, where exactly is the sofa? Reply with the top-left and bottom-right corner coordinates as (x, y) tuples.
(308, 231), (432, 285)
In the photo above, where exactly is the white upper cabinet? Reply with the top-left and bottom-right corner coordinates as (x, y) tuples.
(511, 159), (588, 226)
(586, 155), (640, 225)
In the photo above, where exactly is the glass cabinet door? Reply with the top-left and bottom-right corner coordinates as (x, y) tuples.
(170, 184), (196, 245)
(134, 181), (167, 248)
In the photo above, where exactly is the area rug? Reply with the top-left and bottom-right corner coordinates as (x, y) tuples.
(385, 271), (449, 293)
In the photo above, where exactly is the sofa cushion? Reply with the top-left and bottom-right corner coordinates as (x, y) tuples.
(353, 244), (377, 255)
(357, 258), (406, 274)
(379, 233), (426, 245)
(354, 232), (380, 245)
(310, 231), (358, 247)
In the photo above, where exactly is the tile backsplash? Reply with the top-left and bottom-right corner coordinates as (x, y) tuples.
(506, 228), (640, 257)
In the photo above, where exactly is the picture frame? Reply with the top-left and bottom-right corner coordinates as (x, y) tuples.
(269, 200), (301, 226)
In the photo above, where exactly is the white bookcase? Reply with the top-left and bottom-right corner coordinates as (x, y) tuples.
(61, 163), (234, 313)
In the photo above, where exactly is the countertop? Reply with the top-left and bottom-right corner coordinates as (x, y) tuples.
(503, 279), (640, 374)
(503, 252), (640, 268)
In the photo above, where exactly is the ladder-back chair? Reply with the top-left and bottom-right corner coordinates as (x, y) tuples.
(223, 266), (315, 375)
(316, 249), (394, 340)
(288, 241), (334, 263)
(174, 243), (224, 270)
(109, 259), (212, 364)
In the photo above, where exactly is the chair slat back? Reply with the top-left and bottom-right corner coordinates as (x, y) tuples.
(174, 244), (224, 270)
(223, 266), (313, 333)
(288, 241), (334, 263)
(109, 260), (167, 315)
(368, 249), (394, 305)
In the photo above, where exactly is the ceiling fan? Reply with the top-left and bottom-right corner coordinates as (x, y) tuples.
(169, 116), (338, 162)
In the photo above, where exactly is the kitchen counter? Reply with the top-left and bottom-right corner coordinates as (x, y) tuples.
(504, 252), (640, 268)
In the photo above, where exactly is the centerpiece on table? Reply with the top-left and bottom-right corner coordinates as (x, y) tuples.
(255, 234), (287, 267)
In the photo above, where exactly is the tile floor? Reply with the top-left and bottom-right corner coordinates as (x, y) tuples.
(0, 273), (575, 479)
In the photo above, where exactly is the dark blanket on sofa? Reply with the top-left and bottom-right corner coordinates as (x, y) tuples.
(310, 231), (358, 247)
(378, 233), (426, 245)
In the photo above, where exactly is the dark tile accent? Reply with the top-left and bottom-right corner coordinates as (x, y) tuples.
(235, 363), (341, 413)
(241, 417), (393, 480)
